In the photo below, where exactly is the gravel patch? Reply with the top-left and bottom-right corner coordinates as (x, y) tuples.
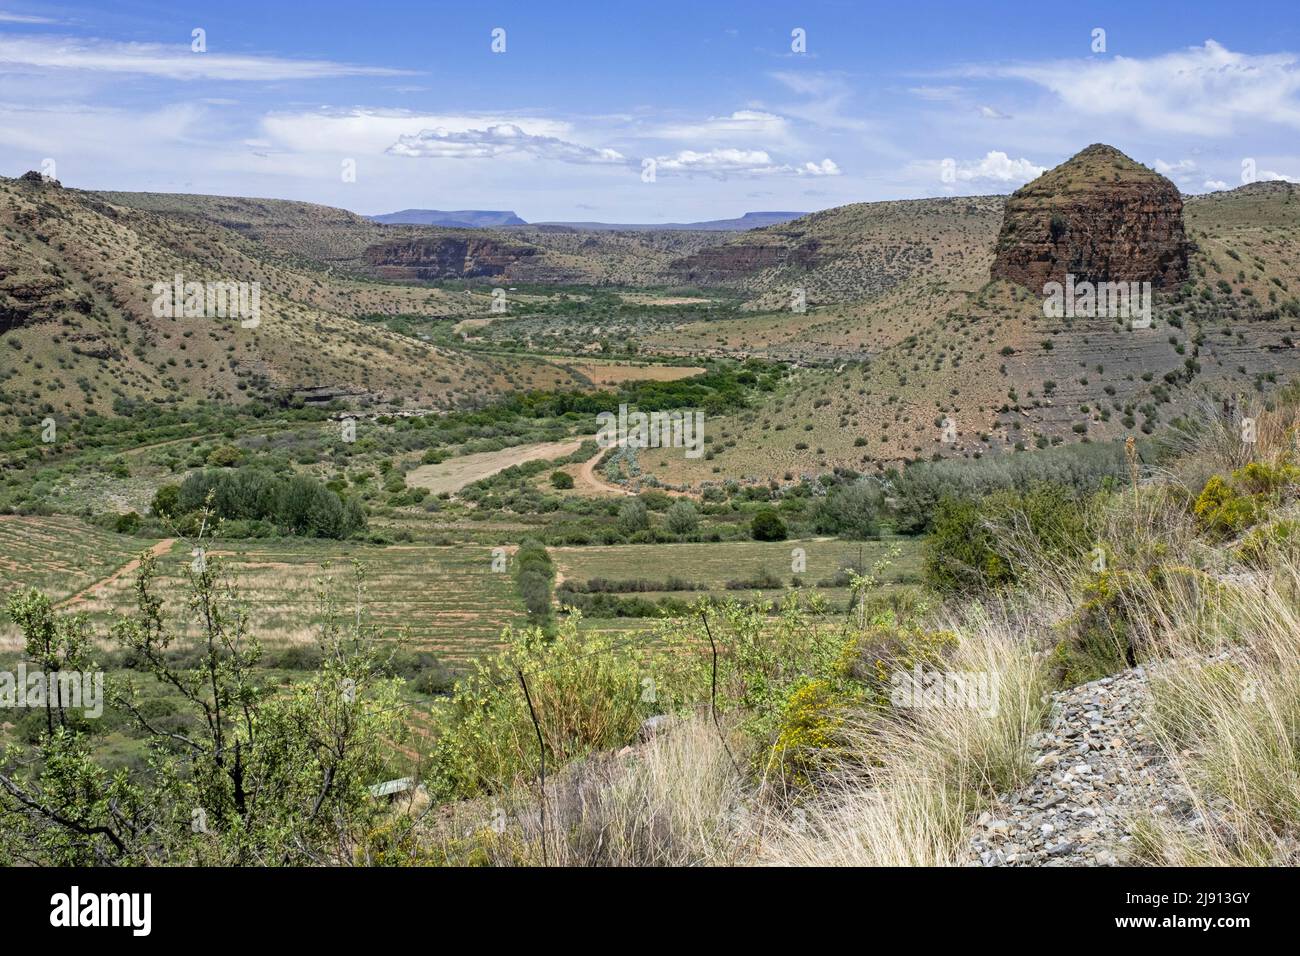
(965, 666), (1196, 867)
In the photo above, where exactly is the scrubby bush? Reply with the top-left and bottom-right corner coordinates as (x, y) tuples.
(425, 617), (700, 800)
(513, 538), (555, 624)
(892, 442), (1126, 534)
(616, 498), (650, 536)
(1192, 460), (1300, 541)
(810, 480), (884, 538)
(924, 483), (1090, 593)
(150, 483), (180, 519)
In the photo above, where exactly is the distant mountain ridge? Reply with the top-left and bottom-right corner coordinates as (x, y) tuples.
(370, 209), (527, 227)
(368, 209), (806, 232)
(532, 211), (808, 232)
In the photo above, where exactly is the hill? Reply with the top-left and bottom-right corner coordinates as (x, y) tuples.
(94, 188), (732, 285)
(991, 143), (1188, 289)
(0, 176), (582, 427)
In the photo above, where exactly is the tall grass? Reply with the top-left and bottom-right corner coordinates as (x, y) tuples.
(758, 606), (1049, 866)
(1133, 561), (1300, 865)
(421, 713), (752, 866)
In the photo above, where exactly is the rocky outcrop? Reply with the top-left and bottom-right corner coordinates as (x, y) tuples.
(668, 238), (823, 284)
(0, 267), (72, 334)
(363, 235), (538, 280)
(991, 144), (1188, 290)
(17, 170), (60, 187)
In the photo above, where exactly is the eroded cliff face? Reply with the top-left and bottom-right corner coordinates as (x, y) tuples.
(991, 144), (1189, 290)
(363, 235), (539, 280)
(668, 239), (823, 284)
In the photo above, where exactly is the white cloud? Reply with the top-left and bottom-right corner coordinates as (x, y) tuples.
(985, 41), (1300, 135)
(0, 100), (206, 156)
(262, 110), (572, 155)
(765, 70), (879, 137)
(654, 110), (790, 142)
(388, 124), (626, 165)
(909, 85), (964, 101)
(802, 158), (840, 176)
(769, 71), (840, 96)
(978, 105), (1011, 120)
(0, 11), (56, 23)
(1203, 179), (1229, 190)
(0, 34), (413, 81)
(1155, 158), (1196, 175)
(951, 151), (1044, 183)
(1259, 169), (1300, 183)
(652, 147), (839, 177)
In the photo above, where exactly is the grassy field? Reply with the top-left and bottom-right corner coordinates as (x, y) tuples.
(1, 518), (923, 665)
(553, 536), (922, 599)
(0, 516), (148, 608)
(406, 439), (586, 496)
(0, 518), (529, 665)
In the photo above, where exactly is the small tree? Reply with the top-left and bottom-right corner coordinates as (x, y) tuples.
(0, 520), (405, 865)
(550, 470), (574, 490)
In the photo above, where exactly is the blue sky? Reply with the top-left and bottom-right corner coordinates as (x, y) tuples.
(3, 1), (1299, 220)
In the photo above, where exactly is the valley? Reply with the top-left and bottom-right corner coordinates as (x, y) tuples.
(4, 135), (1300, 874)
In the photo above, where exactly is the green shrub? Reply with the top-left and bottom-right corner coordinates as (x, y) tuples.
(810, 480), (884, 538)
(150, 484), (180, 519)
(767, 678), (847, 788)
(1194, 461), (1300, 541)
(1050, 570), (1138, 686)
(112, 511), (142, 534)
(178, 467), (364, 539)
(924, 483), (1089, 593)
(750, 507), (787, 541)
(664, 500), (699, 536)
(891, 442), (1126, 534)
(616, 498), (650, 536)
(514, 538), (555, 623)
(425, 618), (698, 800)
(550, 470), (574, 489)
(206, 444), (244, 467)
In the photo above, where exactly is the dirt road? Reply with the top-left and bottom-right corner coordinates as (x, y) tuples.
(56, 538), (177, 609)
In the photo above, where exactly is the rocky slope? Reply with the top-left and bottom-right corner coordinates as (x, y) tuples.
(0, 175), (582, 426)
(991, 144), (1189, 290)
(966, 666), (1188, 866)
(365, 235), (540, 280)
(94, 189), (730, 285)
(668, 195), (1005, 307)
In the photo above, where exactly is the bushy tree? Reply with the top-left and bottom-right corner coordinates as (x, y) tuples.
(513, 538), (555, 623)
(176, 468), (364, 538)
(924, 483), (1090, 593)
(150, 483), (181, 519)
(751, 507), (787, 542)
(811, 481), (884, 538)
(616, 498), (650, 537)
(665, 500), (699, 537)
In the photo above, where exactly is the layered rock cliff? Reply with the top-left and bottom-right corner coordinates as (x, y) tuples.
(363, 235), (539, 280)
(991, 144), (1188, 290)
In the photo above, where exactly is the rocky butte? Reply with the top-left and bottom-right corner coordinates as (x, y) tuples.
(990, 144), (1189, 290)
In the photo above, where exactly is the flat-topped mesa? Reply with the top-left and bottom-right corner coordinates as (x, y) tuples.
(991, 144), (1188, 290)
